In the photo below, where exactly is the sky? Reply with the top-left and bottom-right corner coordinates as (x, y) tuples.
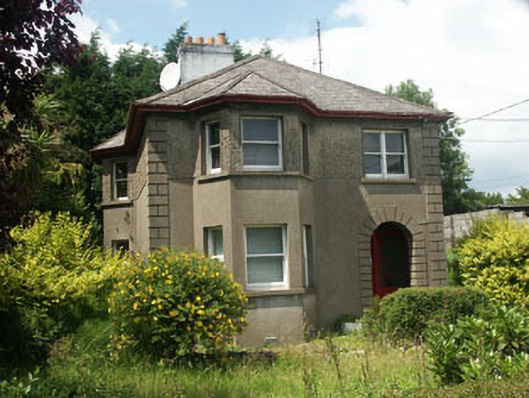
(72, 0), (529, 196)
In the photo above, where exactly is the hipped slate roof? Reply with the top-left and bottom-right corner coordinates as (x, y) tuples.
(92, 55), (450, 155)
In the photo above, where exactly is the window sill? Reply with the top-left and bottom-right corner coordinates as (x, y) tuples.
(101, 199), (132, 208)
(245, 287), (315, 298)
(198, 172), (313, 184)
(361, 177), (416, 185)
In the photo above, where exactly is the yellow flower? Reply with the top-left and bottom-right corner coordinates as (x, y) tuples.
(197, 310), (205, 315)
(133, 302), (139, 310)
(153, 316), (158, 321)
(165, 279), (173, 284)
(169, 311), (178, 317)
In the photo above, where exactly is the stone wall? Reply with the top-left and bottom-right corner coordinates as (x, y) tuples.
(444, 208), (529, 249)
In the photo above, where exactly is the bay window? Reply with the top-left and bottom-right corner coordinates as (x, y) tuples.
(242, 118), (282, 170)
(245, 226), (287, 288)
(206, 121), (221, 174)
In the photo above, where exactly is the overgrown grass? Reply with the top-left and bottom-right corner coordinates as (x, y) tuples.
(2, 319), (529, 397)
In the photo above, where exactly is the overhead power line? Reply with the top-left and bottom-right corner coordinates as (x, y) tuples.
(457, 97), (529, 126)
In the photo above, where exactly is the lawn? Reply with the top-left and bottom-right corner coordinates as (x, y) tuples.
(5, 319), (529, 398)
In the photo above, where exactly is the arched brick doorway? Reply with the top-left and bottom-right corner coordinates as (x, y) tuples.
(371, 222), (411, 298)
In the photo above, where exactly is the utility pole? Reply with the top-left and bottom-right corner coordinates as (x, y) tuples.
(316, 19), (322, 74)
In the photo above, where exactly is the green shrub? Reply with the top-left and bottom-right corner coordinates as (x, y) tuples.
(426, 306), (529, 384)
(0, 212), (129, 365)
(109, 248), (247, 358)
(458, 217), (529, 308)
(361, 287), (491, 341)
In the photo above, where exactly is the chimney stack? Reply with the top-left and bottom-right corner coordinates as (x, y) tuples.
(177, 32), (235, 84)
(216, 32), (227, 45)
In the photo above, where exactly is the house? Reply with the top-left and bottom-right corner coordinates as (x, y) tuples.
(92, 34), (449, 344)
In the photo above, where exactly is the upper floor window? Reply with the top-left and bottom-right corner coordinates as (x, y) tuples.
(205, 227), (224, 262)
(206, 121), (221, 174)
(364, 130), (408, 178)
(245, 225), (287, 289)
(242, 118), (283, 171)
(113, 162), (128, 200)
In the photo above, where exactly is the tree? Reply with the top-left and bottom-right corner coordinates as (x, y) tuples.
(43, 35), (164, 224)
(385, 80), (474, 215)
(162, 22), (188, 63)
(1, 0), (83, 231)
(507, 187), (529, 204)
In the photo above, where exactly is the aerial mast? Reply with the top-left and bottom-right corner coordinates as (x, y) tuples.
(316, 19), (322, 74)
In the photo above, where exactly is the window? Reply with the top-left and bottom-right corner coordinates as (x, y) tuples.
(113, 162), (128, 200)
(364, 130), (408, 178)
(302, 225), (314, 287)
(206, 122), (221, 174)
(245, 226), (287, 288)
(205, 227), (224, 262)
(242, 118), (282, 170)
(112, 239), (129, 253)
(301, 123), (310, 175)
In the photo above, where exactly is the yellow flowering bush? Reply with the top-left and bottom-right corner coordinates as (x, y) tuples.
(459, 217), (529, 308)
(109, 248), (247, 357)
(0, 212), (131, 362)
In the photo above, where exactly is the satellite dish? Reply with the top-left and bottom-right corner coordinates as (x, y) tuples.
(160, 62), (181, 91)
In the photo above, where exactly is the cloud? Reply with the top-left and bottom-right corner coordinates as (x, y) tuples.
(165, 0), (187, 8)
(107, 18), (121, 34)
(242, 0), (529, 195)
(70, 13), (154, 61)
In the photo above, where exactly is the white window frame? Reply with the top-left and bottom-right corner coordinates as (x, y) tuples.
(206, 227), (224, 262)
(244, 225), (288, 290)
(206, 121), (221, 174)
(241, 117), (283, 172)
(113, 161), (129, 200)
(364, 130), (409, 179)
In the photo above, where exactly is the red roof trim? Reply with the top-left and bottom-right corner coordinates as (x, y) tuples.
(91, 94), (450, 158)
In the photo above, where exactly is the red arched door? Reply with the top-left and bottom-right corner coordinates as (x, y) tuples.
(371, 225), (411, 298)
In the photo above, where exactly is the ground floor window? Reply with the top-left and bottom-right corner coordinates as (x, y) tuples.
(112, 239), (129, 253)
(205, 227), (224, 262)
(245, 225), (287, 289)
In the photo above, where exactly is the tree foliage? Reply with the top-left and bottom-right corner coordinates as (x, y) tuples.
(1, 0), (83, 229)
(163, 22), (189, 62)
(42, 35), (164, 220)
(507, 187), (529, 204)
(386, 80), (478, 215)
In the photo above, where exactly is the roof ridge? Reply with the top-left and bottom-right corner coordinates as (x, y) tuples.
(139, 55), (263, 104)
(257, 57), (448, 116)
(248, 70), (303, 97)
